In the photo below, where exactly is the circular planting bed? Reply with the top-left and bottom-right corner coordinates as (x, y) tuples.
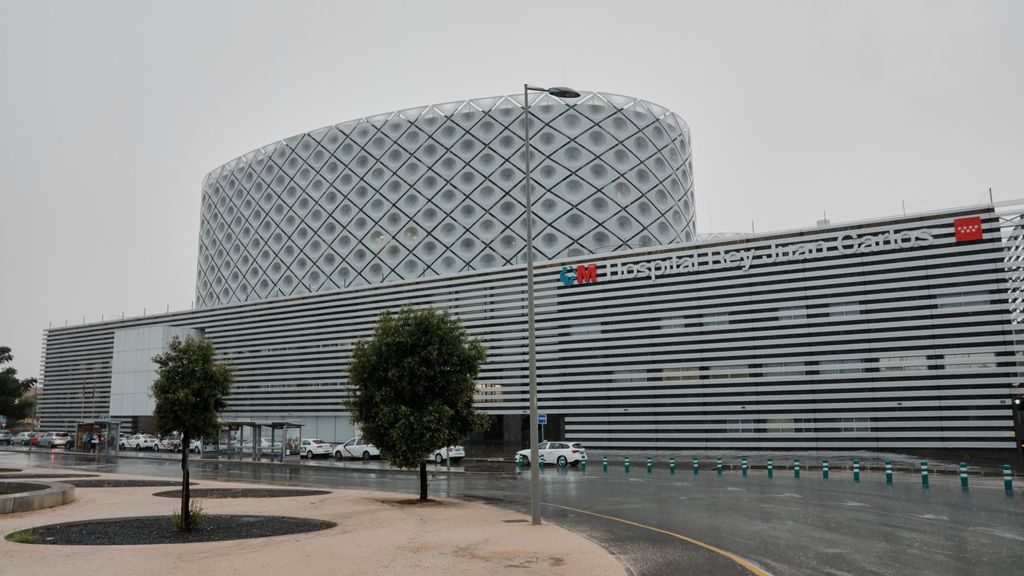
(0, 481), (75, 514)
(152, 488), (330, 499)
(66, 480), (195, 488)
(7, 515), (335, 545)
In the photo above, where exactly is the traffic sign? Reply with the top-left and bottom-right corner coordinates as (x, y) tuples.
(537, 414), (547, 425)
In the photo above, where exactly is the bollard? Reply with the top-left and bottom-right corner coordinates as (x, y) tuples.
(885, 460), (893, 485)
(716, 456), (722, 475)
(603, 455), (608, 473)
(693, 456), (699, 475)
(853, 459), (860, 483)
(794, 457), (801, 478)
(921, 461), (929, 488)
(741, 456), (748, 477)
(539, 454), (545, 471)
(822, 457), (829, 480)
(560, 454), (568, 469)
(581, 457), (587, 473)
(959, 462), (968, 489)
(767, 456), (774, 479)
(670, 457), (676, 475)
(624, 456), (630, 474)
(647, 456), (653, 474)
(1004, 465), (1013, 493)
(517, 454), (524, 472)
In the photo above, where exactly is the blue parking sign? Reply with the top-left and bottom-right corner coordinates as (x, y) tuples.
(537, 414), (547, 425)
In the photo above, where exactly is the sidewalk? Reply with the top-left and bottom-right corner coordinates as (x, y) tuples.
(0, 467), (625, 576)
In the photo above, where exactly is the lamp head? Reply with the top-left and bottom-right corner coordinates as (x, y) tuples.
(547, 87), (581, 99)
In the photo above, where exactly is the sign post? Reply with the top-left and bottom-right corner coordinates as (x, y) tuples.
(537, 413), (547, 442)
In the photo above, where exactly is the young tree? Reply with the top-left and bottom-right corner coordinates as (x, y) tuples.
(346, 306), (487, 500)
(0, 346), (37, 423)
(151, 336), (234, 530)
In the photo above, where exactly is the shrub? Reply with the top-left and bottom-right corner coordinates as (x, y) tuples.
(171, 500), (205, 531)
(7, 529), (38, 544)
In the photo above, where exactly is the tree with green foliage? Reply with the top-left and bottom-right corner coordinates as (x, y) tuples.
(151, 336), (234, 530)
(346, 306), (487, 500)
(0, 346), (37, 425)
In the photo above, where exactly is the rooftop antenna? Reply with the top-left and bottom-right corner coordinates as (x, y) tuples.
(989, 187), (993, 205)
(902, 200), (906, 216)
(751, 220), (755, 234)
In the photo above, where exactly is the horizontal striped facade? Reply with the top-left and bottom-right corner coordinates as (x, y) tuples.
(39, 206), (1021, 450)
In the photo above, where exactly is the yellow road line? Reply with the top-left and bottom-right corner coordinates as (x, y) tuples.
(545, 503), (771, 576)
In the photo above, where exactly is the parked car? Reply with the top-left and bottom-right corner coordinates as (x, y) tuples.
(569, 442), (587, 458)
(11, 431), (35, 446)
(154, 436), (178, 452)
(515, 442), (584, 467)
(51, 432), (73, 448)
(299, 438), (333, 458)
(38, 431), (72, 448)
(427, 445), (465, 464)
(332, 437), (379, 460)
(0, 430), (11, 445)
(240, 439), (282, 457)
(124, 434), (159, 450)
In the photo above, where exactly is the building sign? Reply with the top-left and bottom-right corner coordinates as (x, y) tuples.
(559, 263), (599, 285)
(954, 216), (983, 242)
(556, 222), (977, 285)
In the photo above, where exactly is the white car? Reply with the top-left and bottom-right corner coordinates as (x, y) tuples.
(39, 431), (73, 448)
(568, 442), (587, 458)
(125, 434), (159, 450)
(427, 445), (465, 464)
(299, 438), (333, 458)
(515, 441), (584, 467)
(333, 437), (380, 460)
(154, 436), (178, 452)
(12, 431), (35, 445)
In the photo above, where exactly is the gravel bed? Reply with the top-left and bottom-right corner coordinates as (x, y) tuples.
(0, 473), (98, 479)
(8, 515), (336, 545)
(65, 479), (194, 488)
(152, 488), (330, 499)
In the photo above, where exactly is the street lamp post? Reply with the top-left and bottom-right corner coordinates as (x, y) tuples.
(522, 84), (581, 526)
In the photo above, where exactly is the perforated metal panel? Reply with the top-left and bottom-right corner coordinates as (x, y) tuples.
(196, 92), (695, 308)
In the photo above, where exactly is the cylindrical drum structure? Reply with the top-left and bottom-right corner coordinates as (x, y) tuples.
(196, 92), (695, 308)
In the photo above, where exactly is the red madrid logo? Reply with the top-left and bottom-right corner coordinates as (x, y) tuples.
(953, 216), (983, 242)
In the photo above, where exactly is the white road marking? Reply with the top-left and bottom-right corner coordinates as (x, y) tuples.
(971, 527), (1024, 542)
(912, 513), (949, 521)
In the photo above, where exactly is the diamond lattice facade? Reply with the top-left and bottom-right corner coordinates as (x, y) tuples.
(196, 92), (695, 308)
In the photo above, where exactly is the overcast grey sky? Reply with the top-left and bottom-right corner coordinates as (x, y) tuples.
(1, 1), (1021, 380)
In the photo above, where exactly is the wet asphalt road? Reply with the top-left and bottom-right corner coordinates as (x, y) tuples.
(3, 450), (1022, 575)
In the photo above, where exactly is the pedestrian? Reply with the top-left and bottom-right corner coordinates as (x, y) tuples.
(81, 431), (90, 452)
(91, 431), (100, 453)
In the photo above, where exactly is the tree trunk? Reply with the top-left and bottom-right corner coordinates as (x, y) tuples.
(419, 461), (427, 500)
(181, 431), (191, 530)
